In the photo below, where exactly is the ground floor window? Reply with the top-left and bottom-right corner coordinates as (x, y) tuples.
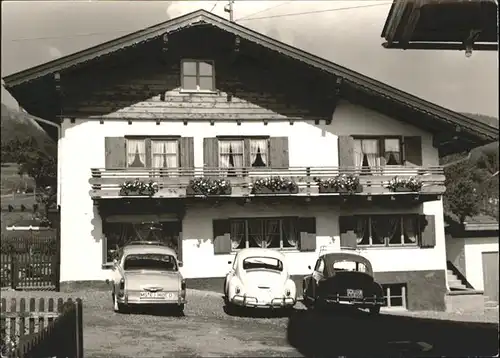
(230, 217), (298, 250)
(356, 215), (421, 247)
(102, 221), (181, 264)
(381, 283), (407, 308)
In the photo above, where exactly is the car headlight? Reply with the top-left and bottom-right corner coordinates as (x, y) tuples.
(235, 286), (241, 294)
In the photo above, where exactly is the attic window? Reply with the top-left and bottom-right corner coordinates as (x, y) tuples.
(181, 60), (215, 91)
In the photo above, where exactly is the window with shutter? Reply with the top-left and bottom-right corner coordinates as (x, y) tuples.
(403, 136), (423, 166)
(217, 137), (271, 176)
(298, 217), (317, 252)
(339, 216), (358, 249)
(213, 219), (231, 254)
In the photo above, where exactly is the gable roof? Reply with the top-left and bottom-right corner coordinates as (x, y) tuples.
(3, 9), (498, 145)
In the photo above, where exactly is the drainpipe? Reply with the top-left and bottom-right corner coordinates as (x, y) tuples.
(25, 114), (62, 207)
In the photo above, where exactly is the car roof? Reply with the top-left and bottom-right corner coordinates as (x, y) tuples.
(236, 248), (286, 260)
(320, 252), (373, 274)
(122, 244), (177, 257)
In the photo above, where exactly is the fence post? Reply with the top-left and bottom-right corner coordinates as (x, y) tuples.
(11, 255), (18, 290)
(75, 299), (83, 358)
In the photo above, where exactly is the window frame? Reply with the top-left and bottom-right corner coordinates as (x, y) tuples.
(217, 136), (271, 169)
(381, 283), (407, 309)
(125, 136), (181, 169)
(180, 59), (216, 92)
(229, 216), (300, 252)
(352, 136), (405, 166)
(356, 214), (421, 248)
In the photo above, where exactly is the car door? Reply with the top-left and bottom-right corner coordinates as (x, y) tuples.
(305, 258), (325, 300)
(111, 249), (124, 294)
(225, 256), (238, 295)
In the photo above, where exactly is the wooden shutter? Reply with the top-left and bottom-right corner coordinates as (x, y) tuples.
(105, 137), (126, 168)
(298, 217), (316, 251)
(269, 137), (289, 168)
(420, 215), (436, 248)
(404, 136), (423, 166)
(145, 138), (152, 168)
(203, 138), (219, 176)
(213, 219), (231, 254)
(180, 137), (195, 169)
(300, 232), (316, 252)
(177, 231), (183, 262)
(338, 136), (355, 168)
(339, 215), (358, 249)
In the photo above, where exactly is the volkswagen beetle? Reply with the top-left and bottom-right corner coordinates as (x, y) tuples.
(107, 241), (186, 314)
(303, 252), (385, 314)
(223, 248), (297, 312)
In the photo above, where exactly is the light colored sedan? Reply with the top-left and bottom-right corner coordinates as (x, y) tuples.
(107, 241), (186, 314)
(223, 248), (297, 312)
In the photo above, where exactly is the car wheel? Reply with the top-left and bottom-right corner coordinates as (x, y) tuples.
(369, 306), (381, 315)
(175, 304), (185, 316)
(112, 293), (121, 313)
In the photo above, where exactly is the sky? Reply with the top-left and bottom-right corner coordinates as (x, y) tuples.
(1, 0), (498, 117)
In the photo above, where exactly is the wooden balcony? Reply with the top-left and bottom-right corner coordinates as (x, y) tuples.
(89, 166), (446, 200)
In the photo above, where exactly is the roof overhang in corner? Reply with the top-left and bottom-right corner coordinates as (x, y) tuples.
(3, 9), (499, 153)
(381, 0), (499, 51)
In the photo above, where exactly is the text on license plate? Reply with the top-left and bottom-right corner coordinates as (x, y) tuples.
(139, 291), (176, 299)
(346, 289), (363, 299)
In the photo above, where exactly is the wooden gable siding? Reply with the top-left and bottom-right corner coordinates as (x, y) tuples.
(61, 27), (332, 122)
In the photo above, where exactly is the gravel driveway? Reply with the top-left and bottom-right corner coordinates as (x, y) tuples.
(2, 288), (498, 357)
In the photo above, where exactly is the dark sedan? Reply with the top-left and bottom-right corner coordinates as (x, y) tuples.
(302, 252), (385, 314)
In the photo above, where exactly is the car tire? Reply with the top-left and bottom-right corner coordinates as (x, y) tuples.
(175, 304), (185, 316)
(369, 306), (381, 315)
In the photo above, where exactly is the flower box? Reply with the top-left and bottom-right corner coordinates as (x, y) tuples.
(119, 179), (159, 197)
(186, 185), (232, 196)
(252, 186), (299, 195)
(119, 189), (155, 196)
(386, 176), (423, 193)
(186, 178), (232, 197)
(318, 184), (363, 194)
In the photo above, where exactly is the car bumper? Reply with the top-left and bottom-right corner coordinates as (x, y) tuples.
(322, 295), (385, 307)
(231, 295), (296, 308)
(117, 294), (186, 306)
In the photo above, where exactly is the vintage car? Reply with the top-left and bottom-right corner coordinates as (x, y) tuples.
(107, 241), (186, 314)
(223, 248), (297, 312)
(302, 252), (385, 314)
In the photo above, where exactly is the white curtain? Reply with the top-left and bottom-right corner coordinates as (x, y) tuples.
(250, 139), (268, 167)
(264, 219), (280, 248)
(384, 139), (401, 165)
(356, 217), (367, 244)
(282, 219), (298, 248)
(219, 140), (244, 175)
(230, 221), (246, 249)
(127, 139), (146, 167)
(152, 140), (178, 177)
(248, 220), (264, 247)
(403, 217), (418, 244)
(362, 139), (381, 173)
(353, 140), (364, 169)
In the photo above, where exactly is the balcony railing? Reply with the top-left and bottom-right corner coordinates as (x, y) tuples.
(89, 166), (446, 199)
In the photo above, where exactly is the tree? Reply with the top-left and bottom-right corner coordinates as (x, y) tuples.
(443, 155), (490, 224)
(1, 137), (57, 213)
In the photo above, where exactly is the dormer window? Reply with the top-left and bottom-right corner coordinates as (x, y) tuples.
(181, 60), (215, 91)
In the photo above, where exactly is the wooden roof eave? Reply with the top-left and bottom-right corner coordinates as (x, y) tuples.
(3, 10), (499, 143)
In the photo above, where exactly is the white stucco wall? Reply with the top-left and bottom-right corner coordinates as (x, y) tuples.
(463, 236), (499, 291)
(58, 99), (443, 282)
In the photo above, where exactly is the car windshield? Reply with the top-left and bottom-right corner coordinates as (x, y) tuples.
(332, 260), (367, 273)
(123, 253), (177, 271)
(242, 256), (283, 272)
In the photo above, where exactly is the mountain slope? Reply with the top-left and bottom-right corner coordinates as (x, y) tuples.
(1, 103), (55, 156)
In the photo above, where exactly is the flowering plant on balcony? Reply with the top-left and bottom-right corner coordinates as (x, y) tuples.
(252, 176), (298, 194)
(386, 176), (423, 192)
(119, 179), (159, 196)
(187, 177), (232, 196)
(314, 174), (362, 194)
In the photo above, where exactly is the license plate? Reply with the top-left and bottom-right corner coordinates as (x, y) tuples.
(346, 289), (363, 299)
(139, 291), (176, 299)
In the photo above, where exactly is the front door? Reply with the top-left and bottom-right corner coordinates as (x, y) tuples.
(482, 251), (499, 303)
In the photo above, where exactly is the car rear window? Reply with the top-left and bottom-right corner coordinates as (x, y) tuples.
(123, 253), (177, 271)
(332, 260), (367, 273)
(242, 257), (283, 272)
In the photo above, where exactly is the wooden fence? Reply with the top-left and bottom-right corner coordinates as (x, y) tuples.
(1, 235), (59, 291)
(0, 297), (83, 358)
